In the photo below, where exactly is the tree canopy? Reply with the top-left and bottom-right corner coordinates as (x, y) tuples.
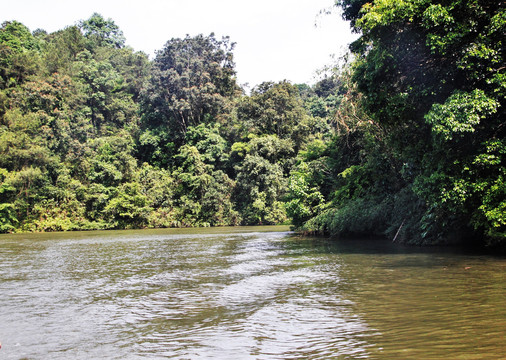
(294, 0), (505, 246)
(0, 6), (504, 248)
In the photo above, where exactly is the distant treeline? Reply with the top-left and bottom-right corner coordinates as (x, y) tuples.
(0, 1), (504, 248)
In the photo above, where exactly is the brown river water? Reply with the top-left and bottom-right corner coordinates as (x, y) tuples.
(0, 226), (504, 359)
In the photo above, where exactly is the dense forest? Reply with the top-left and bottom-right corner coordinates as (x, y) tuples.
(0, 0), (504, 247)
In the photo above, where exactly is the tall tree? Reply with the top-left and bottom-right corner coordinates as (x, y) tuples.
(139, 34), (238, 166)
(0, 21), (41, 89)
(333, 0), (506, 245)
(237, 81), (313, 149)
(79, 13), (126, 49)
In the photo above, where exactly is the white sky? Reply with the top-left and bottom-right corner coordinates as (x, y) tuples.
(2, 0), (357, 88)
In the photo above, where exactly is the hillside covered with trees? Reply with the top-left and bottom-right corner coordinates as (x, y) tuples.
(0, 0), (504, 248)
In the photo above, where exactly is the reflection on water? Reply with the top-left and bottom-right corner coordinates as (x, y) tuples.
(0, 227), (504, 359)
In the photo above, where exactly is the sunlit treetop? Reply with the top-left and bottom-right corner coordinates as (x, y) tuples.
(78, 13), (126, 49)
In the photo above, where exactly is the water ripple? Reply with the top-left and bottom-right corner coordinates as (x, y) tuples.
(0, 229), (504, 359)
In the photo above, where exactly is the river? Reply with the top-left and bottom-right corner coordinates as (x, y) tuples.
(0, 227), (504, 359)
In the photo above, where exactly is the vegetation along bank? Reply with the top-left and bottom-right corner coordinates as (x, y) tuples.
(0, 0), (504, 248)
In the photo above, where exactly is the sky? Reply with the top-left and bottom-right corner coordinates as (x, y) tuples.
(2, 0), (358, 88)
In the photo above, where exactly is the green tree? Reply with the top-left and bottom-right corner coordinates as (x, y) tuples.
(43, 26), (86, 75)
(185, 123), (230, 170)
(86, 133), (137, 187)
(79, 13), (126, 49)
(0, 109), (55, 171)
(233, 135), (294, 225)
(285, 161), (325, 229)
(237, 81), (313, 149)
(234, 154), (287, 225)
(0, 21), (41, 88)
(139, 34), (238, 167)
(332, 0), (506, 245)
(0, 168), (17, 232)
(173, 145), (238, 226)
(74, 50), (138, 132)
(104, 182), (152, 228)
